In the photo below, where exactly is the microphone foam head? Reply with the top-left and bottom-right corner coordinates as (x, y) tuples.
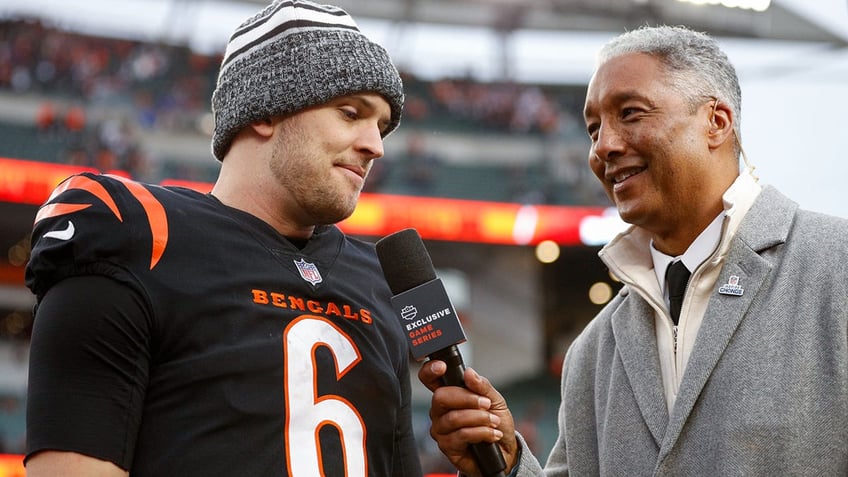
(376, 228), (437, 294)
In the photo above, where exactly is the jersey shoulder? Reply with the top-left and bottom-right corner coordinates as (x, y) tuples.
(26, 172), (201, 298)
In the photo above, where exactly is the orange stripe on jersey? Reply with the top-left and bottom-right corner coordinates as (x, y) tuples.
(108, 175), (169, 270)
(35, 173), (170, 271)
(45, 174), (123, 221)
(34, 203), (92, 223)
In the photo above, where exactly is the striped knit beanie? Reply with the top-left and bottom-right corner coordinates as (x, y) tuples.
(211, 0), (404, 161)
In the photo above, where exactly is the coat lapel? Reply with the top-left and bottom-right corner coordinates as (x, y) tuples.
(660, 247), (771, 453)
(611, 292), (669, 446)
(659, 186), (798, 456)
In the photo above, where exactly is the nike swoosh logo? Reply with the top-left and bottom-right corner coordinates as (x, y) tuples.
(43, 221), (75, 240)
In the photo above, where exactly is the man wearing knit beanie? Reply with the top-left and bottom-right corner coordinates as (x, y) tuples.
(25, 1), (423, 476)
(211, 0), (404, 161)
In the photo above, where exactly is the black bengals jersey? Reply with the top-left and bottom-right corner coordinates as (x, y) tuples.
(25, 172), (423, 476)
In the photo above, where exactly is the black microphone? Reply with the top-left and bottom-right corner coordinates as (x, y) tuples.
(376, 228), (507, 477)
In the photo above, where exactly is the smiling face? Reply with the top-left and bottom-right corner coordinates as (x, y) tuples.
(268, 92), (391, 227)
(583, 52), (737, 254)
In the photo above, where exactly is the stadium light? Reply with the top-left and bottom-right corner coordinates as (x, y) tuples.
(675, 0), (771, 12)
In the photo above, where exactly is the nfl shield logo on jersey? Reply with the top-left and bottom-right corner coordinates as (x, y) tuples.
(294, 258), (323, 285)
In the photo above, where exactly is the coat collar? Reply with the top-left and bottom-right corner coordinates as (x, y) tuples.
(609, 186), (799, 453)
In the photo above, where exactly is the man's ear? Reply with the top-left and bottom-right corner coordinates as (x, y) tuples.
(248, 117), (275, 138)
(707, 99), (734, 150)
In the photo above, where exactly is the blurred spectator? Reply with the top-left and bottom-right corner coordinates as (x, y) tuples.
(428, 76), (568, 135)
(34, 101), (56, 135)
(401, 132), (442, 196)
(0, 394), (25, 454)
(62, 104), (86, 134)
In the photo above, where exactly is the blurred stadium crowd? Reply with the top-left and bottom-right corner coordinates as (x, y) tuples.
(0, 17), (607, 206)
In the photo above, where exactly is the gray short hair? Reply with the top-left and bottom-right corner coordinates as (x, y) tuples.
(597, 25), (742, 153)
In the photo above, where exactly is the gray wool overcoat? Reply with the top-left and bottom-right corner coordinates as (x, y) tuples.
(515, 186), (848, 476)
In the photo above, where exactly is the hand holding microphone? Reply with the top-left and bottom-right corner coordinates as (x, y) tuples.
(376, 229), (515, 477)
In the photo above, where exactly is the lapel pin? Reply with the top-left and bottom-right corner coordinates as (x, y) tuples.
(718, 275), (744, 296)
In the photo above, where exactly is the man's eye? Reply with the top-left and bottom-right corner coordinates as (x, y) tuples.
(621, 107), (641, 118)
(340, 107), (358, 120)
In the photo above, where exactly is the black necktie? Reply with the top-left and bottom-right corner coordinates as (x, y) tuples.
(666, 261), (691, 325)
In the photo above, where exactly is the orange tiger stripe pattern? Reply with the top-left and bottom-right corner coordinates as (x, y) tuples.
(34, 174), (169, 270)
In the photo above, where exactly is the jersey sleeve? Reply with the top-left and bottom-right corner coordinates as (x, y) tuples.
(26, 275), (152, 469)
(26, 172), (163, 300)
(25, 173), (160, 468)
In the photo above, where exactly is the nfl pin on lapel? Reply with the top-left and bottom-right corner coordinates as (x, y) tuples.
(718, 275), (744, 296)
